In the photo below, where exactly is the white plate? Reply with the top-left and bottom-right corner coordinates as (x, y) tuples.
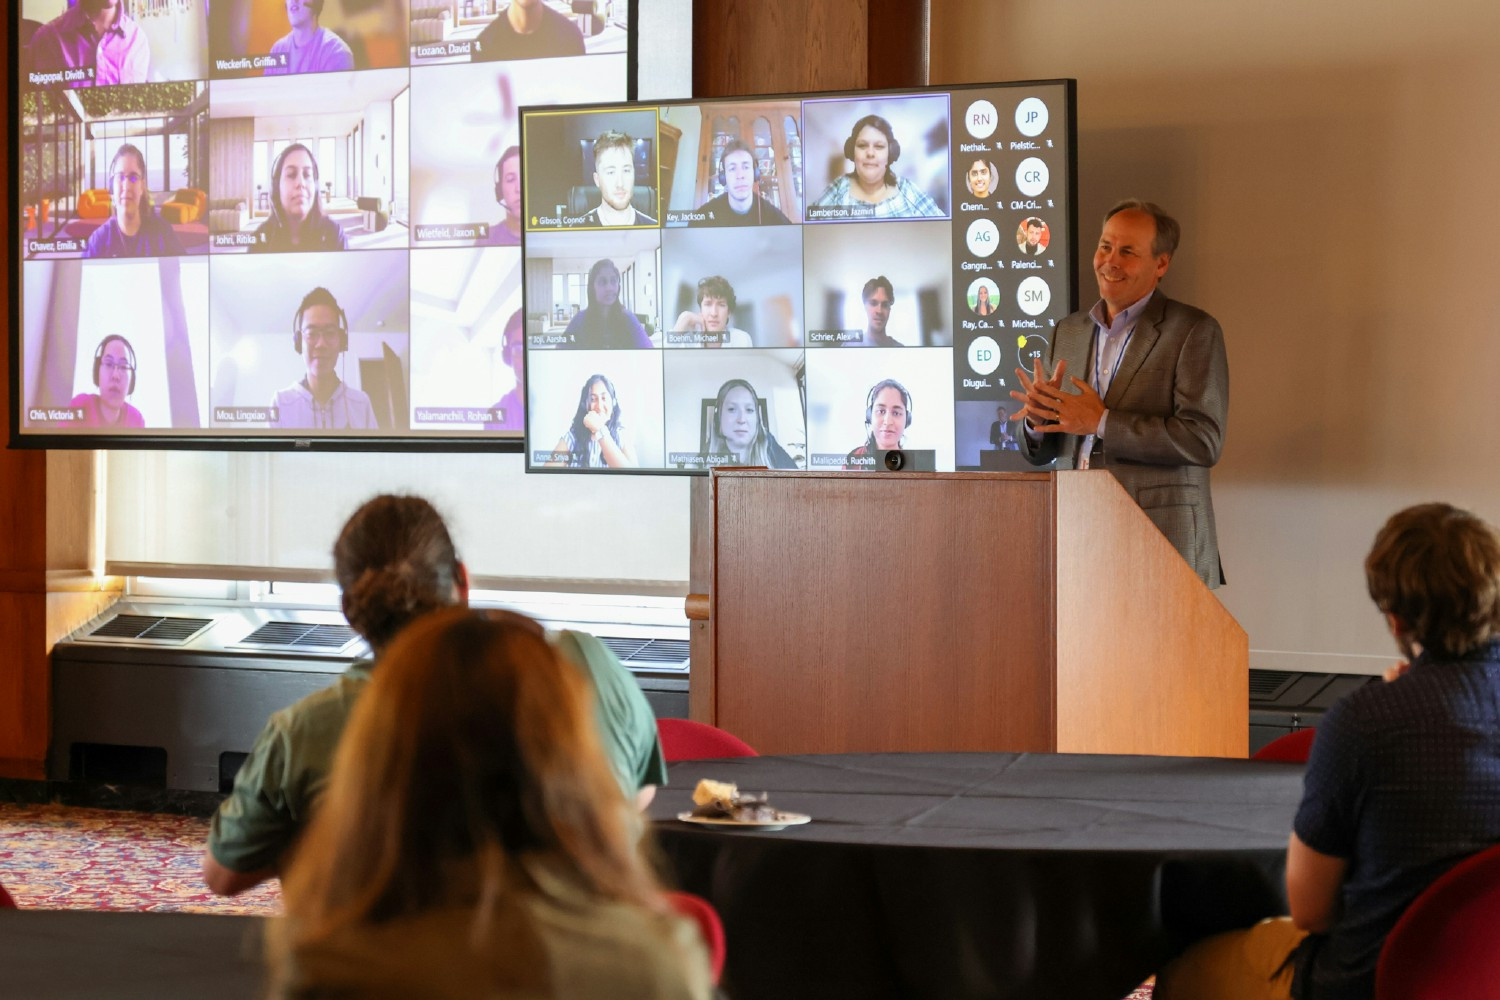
(677, 811), (811, 831)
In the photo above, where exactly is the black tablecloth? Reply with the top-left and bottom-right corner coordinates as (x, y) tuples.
(648, 752), (1304, 1000)
(0, 909), (267, 999)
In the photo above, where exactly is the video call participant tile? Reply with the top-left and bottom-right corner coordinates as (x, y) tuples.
(954, 398), (1032, 472)
(208, 0), (406, 79)
(24, 0), (207, 90)
(207, 249), (411, 433)
(20, 258), (211, 432)
(408, 246), (525, 435)
(208, 71), (411, 254)
(660, 227), (803, 349)
(524, 108), (661, 231)
(23, 83), (210, 262)
(411, 0), (628, 66)
(661, 349), (805, 471)
(659, 102), (801, 228)
(409, 58), (624, 249)
(802, 221), (953, 348)
(523, 230), (663, 350)
(526, 349), (665, 470)
(802, 93), (951, 223)
(803, 347), (955, 472)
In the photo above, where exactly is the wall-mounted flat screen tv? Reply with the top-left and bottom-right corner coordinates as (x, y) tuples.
(519, 80), (1077, 474)
(12, 0), (636, 449)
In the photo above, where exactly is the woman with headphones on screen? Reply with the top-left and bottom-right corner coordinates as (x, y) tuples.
(548, 374), (636, 468)
(271, 287), (377, 430)
(71, 334), (146, 428)
(252, 143), (348, 253)
(83, 144), (185, 259)
(563, 258), (653, 349)
(702, 378), (797, 469)
(845, 378), (912, 469)
(811, 114), (943, 219)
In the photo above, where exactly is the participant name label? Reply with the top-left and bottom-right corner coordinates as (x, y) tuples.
(211, 233), (261, 247)
(807, 329), (862, 344)
(414, 41), (472, 58)
(27, 239), (83, 254)
(216, 406), (276, 422)
(214, 54), (287, 71)
(29, 407), (86, 422)
(414, 224), (487, 241)
(29, 68), (92, 85)
(414, 407), (503, 424)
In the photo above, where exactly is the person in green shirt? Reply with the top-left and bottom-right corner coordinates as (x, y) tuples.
(203, 494), (666, 896)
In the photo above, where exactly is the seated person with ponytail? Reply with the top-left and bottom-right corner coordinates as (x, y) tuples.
(202, 494), (666, 896)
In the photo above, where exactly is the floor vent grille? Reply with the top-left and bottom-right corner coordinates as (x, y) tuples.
(239, 622), (357, 650)
(599, 637), (690, 667)
(88, 615), (214, 644)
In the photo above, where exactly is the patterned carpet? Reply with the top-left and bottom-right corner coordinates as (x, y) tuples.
(0, 803), (279, 916)
(0, 802), (1154, 996)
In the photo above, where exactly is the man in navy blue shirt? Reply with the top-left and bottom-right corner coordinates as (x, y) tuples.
(1158, 502), (1500, 999)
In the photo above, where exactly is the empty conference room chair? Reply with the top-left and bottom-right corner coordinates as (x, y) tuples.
(665, 890), (726, 985)
(1251, 727), (1316, 763)
(1375, 842), (1500, 999)
(657, 718), (757, 762)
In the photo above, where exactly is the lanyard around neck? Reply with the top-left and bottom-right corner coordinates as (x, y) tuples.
(1092, 322), (1134, 398)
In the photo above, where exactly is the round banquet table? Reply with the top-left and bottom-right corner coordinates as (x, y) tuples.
(647, 752), (1305, 1000)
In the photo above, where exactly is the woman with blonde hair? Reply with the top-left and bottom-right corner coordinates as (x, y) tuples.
(270, 608), (710, 999)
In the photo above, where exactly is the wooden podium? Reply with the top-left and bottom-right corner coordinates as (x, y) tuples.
(686, 469), (1247, 758)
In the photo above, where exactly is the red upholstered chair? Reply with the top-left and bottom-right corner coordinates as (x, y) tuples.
(665, 890), (726, 984)
(1375, 842), (1500, 999)
(657, 718), (757, 762)
(1251, 727), (1316, 763)
(0, 881), (17, 908)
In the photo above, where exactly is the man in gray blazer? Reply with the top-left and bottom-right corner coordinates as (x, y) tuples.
(1013, 200), (1228, 587)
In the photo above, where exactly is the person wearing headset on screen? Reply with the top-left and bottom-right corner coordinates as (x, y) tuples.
(70, 334), (145, 428)
(693, 139), (790, 227)
(251, 144), (348, 254)
(471, 0), (585, 62)
(811, 114), (942, 220)
(483, 310), (525, 431)
(271, 287), (377, 430)
(845, 378), (912, 469)
(264, 0), (354, 76)
(30, 0), (151, 89)
(475, 146), (522, 247)
(671, 276), (752, 348)
(547, 374), (636, 469)
(704, 379), (796, 469)
(580, 131), (657, 227)
(83, 144), (185, 259)
(965, 157), (997, 200)
(563, 258), (653, 349)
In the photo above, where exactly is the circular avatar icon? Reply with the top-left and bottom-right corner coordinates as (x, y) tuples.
(964, 99), (998, 140)
(965, 218), (1000, 257)
(1015, 157), (1049, 197)
(968, 336), (1001, 376)
(1016, 216), (1049, 255)
(1015, 98), (1049, 137)
(1016, 276), (1051, 316)
(1016, 333), (1050, 371)
(967, 277), (1000, 316)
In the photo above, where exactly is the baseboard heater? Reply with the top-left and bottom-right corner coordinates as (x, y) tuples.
(50, 601), (689, 794)
(1248, 668), (1376, 756)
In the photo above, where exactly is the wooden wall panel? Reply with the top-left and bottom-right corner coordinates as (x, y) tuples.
(694, 1), (870, 98)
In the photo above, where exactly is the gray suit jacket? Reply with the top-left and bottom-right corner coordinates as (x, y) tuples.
(1021, 290), (1228, 586)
